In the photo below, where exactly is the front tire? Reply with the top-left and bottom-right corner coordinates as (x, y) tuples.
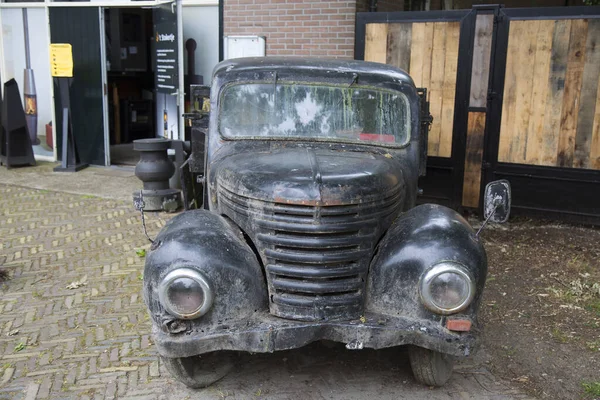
(407, 346), (454, 386)
(161, 351), (235, 388)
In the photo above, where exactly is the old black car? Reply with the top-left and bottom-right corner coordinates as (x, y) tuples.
(143, 57), (510, 388)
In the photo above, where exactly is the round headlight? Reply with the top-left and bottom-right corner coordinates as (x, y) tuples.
(420, 262), (475, 315)
(158, 268), (213, 319)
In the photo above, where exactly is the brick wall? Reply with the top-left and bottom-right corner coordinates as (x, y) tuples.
(224, 0), (357, 58)
(224, 0), (581, 60)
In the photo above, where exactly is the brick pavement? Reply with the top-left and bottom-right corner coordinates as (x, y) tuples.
(0, 182), (535, 400)
(0, 184), (171, 399)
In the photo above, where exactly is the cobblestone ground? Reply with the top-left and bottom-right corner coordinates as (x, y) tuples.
(0, 185), (170, 399)
(0, 183), (534, 400)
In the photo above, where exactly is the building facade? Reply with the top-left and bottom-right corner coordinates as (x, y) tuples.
(0, 0), (219, 165)
(224, 0), (586, 59)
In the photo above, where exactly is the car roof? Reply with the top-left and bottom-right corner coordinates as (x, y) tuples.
(213, 57), (415, 87)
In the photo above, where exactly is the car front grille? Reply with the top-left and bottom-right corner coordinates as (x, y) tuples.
(217, 183), (403, 321)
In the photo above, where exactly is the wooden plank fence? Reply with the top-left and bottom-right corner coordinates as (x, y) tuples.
(498, 19), (600, 170)
(365, 21), (460, 158)
(363, 11), (600, 211)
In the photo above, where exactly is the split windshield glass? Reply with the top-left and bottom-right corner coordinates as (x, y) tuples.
(219, 82), (410, 146)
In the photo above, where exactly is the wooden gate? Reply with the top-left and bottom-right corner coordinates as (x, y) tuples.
(483, 7), (600, 224)
(356, 6), (600, 224)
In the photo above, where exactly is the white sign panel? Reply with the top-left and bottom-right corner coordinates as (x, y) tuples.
(224, 36), (266, 59)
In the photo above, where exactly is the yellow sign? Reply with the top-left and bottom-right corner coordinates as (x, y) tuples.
(50, 44), (73, 77)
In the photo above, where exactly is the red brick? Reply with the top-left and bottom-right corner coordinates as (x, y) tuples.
(225, 0), (357, 59)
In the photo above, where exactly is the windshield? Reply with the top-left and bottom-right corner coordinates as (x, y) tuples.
(219, 83), (410, 146)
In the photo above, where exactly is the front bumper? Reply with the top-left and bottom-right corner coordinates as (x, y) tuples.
(153, 312), (477, 359)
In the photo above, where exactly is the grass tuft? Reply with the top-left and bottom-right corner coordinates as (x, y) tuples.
(550, 327), (570, 344)
(585, 300), (600, 316)
(14, 342), (26, 352)
(582, 381), (600, 397)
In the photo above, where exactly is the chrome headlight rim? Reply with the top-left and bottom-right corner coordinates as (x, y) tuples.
(419, 261), (475, 315)
(158, 268), (214, 320)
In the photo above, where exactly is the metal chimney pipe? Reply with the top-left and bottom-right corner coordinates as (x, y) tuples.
(186, 39), (197, 77)
(22, 9), (39, 146)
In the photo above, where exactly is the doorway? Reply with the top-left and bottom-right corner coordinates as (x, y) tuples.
(104, 7), (155, 166)
(102, 2), (182, 167)
(50, 7), (106, 166)
(46, 3), (181, 167)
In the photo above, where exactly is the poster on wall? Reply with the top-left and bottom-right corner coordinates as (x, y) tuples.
(1, 8), (53, 159)
(155, 93), (179, 140)
(154, 21), (178, 94)
(153, 6), (179, 140)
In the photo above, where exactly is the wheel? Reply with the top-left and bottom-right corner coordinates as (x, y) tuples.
(407, 346), (454, 387)
(161, 351), (235, 388)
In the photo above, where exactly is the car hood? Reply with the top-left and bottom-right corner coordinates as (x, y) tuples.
(215, 148), (405, 206)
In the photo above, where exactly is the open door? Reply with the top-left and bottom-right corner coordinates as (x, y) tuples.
(99, 2), (183, 166)
(153, 1), (184, 141)
(49, 7), (107, 166)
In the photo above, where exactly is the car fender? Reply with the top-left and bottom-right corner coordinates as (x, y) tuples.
(143, 210), (268, 332)
(365, 204), (487, 321)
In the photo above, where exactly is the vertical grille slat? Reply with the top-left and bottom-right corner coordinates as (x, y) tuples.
(217, 182), (403, 321)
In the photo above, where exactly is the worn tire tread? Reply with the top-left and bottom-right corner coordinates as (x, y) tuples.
(408, 346), (453, 387)
(161, 352), (235, 389)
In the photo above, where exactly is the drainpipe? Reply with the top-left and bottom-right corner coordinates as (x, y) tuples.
(369, 0), (378, 12)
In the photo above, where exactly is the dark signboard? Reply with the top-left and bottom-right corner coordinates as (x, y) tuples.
(154, 21), (178, 94)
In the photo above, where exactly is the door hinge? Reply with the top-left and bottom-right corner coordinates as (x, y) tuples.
(487, 91), (497, 102)
(481, 161), (491, 170)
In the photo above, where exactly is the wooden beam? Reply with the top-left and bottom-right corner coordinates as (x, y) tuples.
(386, 23), (412, 72)
(540, 19), (571, 166)
(462, 112), (486, 208)
(557, 19), (588, 167)
(574, 19), (600, 169)
(438, 21), (460, 158)
(525, 20), (554, 166)
(365, 24), (389, 64)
